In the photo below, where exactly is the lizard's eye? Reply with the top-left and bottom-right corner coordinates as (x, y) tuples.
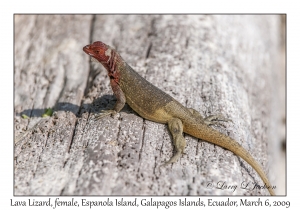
(95, 50), (100, 54)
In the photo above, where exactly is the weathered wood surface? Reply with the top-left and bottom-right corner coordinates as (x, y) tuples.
(14, 15), (285, 195)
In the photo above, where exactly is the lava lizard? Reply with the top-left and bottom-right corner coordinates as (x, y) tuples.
(83, 41), (275, 196)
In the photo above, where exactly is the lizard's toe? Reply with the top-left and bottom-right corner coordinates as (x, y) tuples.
(93, 110), (117, 120)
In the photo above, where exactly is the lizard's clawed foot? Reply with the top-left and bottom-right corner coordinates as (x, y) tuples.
(93, 110), (117, 120)
(204, 114), (233, 126)
(160, 151), (182, 168)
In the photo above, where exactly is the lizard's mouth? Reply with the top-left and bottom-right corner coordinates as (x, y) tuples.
(83, 46), (98, 58)
(83, 45), (93, 54)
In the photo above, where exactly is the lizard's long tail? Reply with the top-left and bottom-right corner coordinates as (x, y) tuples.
(187, 124), (275, 196)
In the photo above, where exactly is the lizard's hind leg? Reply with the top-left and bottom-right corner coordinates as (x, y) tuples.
(187, 108), (232, 126)
(162, 118), (186, 166)
(188, 108), (204, 121)
(203, 114), (232, 126)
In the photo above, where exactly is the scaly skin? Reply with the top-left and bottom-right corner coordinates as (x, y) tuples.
(83, 41), (275, 196)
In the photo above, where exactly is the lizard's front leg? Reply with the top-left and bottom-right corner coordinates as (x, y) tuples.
(162, 118), (186, 166)
(94, 79), (126, 120)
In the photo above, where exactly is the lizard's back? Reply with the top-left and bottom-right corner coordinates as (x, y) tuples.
(119, 63), (194, 124)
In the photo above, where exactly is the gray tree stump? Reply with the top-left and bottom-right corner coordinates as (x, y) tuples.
(14, 15), (285, 195)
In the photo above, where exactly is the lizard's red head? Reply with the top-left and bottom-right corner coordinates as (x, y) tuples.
(83, 41), (111, 63)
